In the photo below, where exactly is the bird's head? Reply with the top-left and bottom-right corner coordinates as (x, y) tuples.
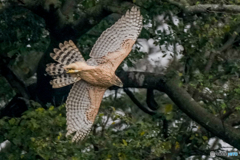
(112, 75), (123, 87)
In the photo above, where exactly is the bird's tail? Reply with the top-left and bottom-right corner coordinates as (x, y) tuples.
(46, 40), (85, 88)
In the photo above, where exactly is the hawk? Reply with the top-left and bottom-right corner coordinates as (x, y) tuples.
(46, 7), (142, 142)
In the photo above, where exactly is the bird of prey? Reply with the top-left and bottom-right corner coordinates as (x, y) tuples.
(46, 7), (142, 142)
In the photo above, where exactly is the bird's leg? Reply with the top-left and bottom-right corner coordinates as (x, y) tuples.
(65, 69), (80, 73)
(64, 62), (89, 73)
(64, 63), (81, 73)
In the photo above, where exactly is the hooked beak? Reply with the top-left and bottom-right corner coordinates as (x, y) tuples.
(114, 76), (123, 87)
(117, 82), (123, 88)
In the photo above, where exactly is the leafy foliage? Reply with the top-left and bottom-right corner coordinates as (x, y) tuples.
(1, 0), (240, 159)
(0, 94), (181, 160)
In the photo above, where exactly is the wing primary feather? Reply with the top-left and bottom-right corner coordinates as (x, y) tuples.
(66, 81), (106, 142)
(89, 6), (142, 58)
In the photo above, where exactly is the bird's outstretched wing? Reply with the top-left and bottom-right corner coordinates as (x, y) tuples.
(89, 7), (142, 71)
(66, 80), (106, 142)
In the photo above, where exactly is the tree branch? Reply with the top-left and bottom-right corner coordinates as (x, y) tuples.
(146, 89), (158, 110)
(227, 114), (240, 127)
(187, 85), (215, 102)
(101, 110), (112, 137)
(161, 77), (240, 149)
(123, 88), (156, 115)
(167, 0), (240, 14)
(162, 119), (168, 139)
(204, 26), (240, 73)
(220, 108), (236, 121)
(116, 71), (240, 149)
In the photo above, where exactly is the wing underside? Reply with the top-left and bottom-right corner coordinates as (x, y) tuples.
(90, 7), (142, 59)
(66, 80), (106, 142)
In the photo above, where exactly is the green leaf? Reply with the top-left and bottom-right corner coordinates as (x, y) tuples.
(221, 103), (226, 109)
(175, 142), (180, 150)
(165, 104), (173, 113)
(49, 106), (54, 111)
(202, 136), (208, 141)
(8, 118), (16, 125)
(122, 139), (127, 146)
(118, 153), (126, 160)
(165, 113), (173, 120)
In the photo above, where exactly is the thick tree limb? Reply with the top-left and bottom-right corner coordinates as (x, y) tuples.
(116, 71), (240, 149)
(160, 77), (240, 150)
(167, 0), (240, 14)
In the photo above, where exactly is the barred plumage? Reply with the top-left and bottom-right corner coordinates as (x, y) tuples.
(66, 80), (105, 142)
(46, 6), (143, 142)
(46, 40), (85, 88)
(50, 73), (81, 88)
(50, 40), (85, 65)
(46, 63), (65, 76)
(66, 81), (92, 142)
(90, 7), (142, 58)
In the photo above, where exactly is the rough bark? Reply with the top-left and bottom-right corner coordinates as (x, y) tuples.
(167, 0), (240, 14)
(117, 71), (240, 149)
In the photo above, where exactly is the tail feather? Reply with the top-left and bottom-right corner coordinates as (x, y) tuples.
(46, 40), (85, 88)
(50, 73), (81, 88)
(50, 40), (85, 65)
(46, 63), (65, 76)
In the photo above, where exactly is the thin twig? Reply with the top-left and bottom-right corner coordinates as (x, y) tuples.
(123, 88), (156, 115)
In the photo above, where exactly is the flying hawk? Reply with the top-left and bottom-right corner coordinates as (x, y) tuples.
(46, 7), (142, 142)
